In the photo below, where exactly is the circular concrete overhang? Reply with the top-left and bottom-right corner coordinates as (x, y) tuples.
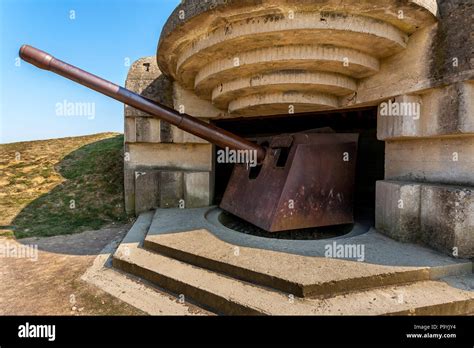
(157, 0), (437, 117)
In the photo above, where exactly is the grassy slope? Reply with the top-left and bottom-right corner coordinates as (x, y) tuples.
(0, 133), (129, 238)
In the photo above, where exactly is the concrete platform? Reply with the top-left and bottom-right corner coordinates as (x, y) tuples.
(109, 207), (473, 315)
(144, 229), (468, 298)
(82, 212), (212, 315)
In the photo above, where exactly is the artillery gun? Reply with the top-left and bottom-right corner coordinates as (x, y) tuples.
(20, 45), (358, 232)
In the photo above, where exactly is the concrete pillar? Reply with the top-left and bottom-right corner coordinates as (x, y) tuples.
(376, 82), (474, 258)
(124, 57), (221, 215)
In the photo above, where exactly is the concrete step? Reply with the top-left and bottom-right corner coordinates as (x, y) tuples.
(111, 211), (474, 315)
(82, 256), (213, 316)
(92, 211), (213, 315)
(143, 228), (471, 297)
(113, 243), (474, 315)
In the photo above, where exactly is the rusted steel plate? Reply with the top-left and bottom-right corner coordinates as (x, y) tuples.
(220, 132), (359, 232)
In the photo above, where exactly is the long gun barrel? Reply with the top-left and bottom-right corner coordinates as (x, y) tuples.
(19, 45), (266, 163)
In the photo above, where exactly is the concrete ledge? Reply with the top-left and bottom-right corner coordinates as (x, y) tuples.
(134, 170), (160, 213)
(177, 12), (408, 81)
(228, 91), (340, 116)
(384, 136), (474, 186)
(377, 95), (422, 140)
(172, 82), (228, 119)
(194, 45), (380, 98)
(144, 229), (432, 297)
(147, 208), (472, 287)
(378, 82), (474, 140)
(127, 143), (212, 171)
(115, 244), (474, 315)
(157, 0), (437, 79)
(212, 71), (357, 109)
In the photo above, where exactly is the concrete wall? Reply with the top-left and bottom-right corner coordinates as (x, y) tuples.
(374, 1), (474, 258)
(124, 57), (217, 215)
(374, 0), (474, 258)
(376, 83), (474, 258)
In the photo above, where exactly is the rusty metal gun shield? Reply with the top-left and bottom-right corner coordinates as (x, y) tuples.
(220, 132), (359, 232)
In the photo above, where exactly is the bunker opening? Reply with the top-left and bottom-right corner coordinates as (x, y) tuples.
(213, 106), (384, 236)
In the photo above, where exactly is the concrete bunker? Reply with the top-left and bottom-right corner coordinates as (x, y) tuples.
(123, 0), (474, 258)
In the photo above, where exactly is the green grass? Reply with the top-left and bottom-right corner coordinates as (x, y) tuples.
(1, 133), (130, 238)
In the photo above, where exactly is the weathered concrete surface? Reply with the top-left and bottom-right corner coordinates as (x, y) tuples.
(377, 94), (422, 140)
(130, 169), (212, 213)
(420, 184), (474, 259)
(376, 180), (474, 258)
(124, 56), (173, 214)
(144, 229), (437, 298)
(441, 273), (474, 292)
(83, 248), (210, 315)
(114, 246), (474, 315)
(157, 0), (437, 116)
(228, 91), (340, 116)
(84, 212), (211, 315)
(353, 0), (474, 107)
(172, 82), (227, 119)
(126, 143), (212, 171)
(124, 142), (212, 213)
(213, 71), (357, 109)
(429, 0), (474, 81)
(147, 207), (469, 273)
(160, 171), (184, 209)
(158, 0), (437, 45)
(377, 82), (474, 140)
(375, 80), (474, 258)
(155, 0), (474, 115)
(183, 172), (212, 208)
(124, 56), (173, 134)
(111, 209), (474, 315)
(134, 170), (160, 214)
(375, 181), (421, 243)
(384, 137), (474, 186)
(148, 206), (471, 269)
(124, 57), (215, 215)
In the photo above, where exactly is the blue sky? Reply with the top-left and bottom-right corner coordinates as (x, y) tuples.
(0, 0), (180, 143)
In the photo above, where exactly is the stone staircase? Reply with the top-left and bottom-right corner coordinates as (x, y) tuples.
(112, 210), (474, 315)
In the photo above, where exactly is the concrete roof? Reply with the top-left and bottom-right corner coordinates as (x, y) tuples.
(157, 0), (438, 116)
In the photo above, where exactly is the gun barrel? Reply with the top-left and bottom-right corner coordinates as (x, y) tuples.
(19, 45), (266, 162)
